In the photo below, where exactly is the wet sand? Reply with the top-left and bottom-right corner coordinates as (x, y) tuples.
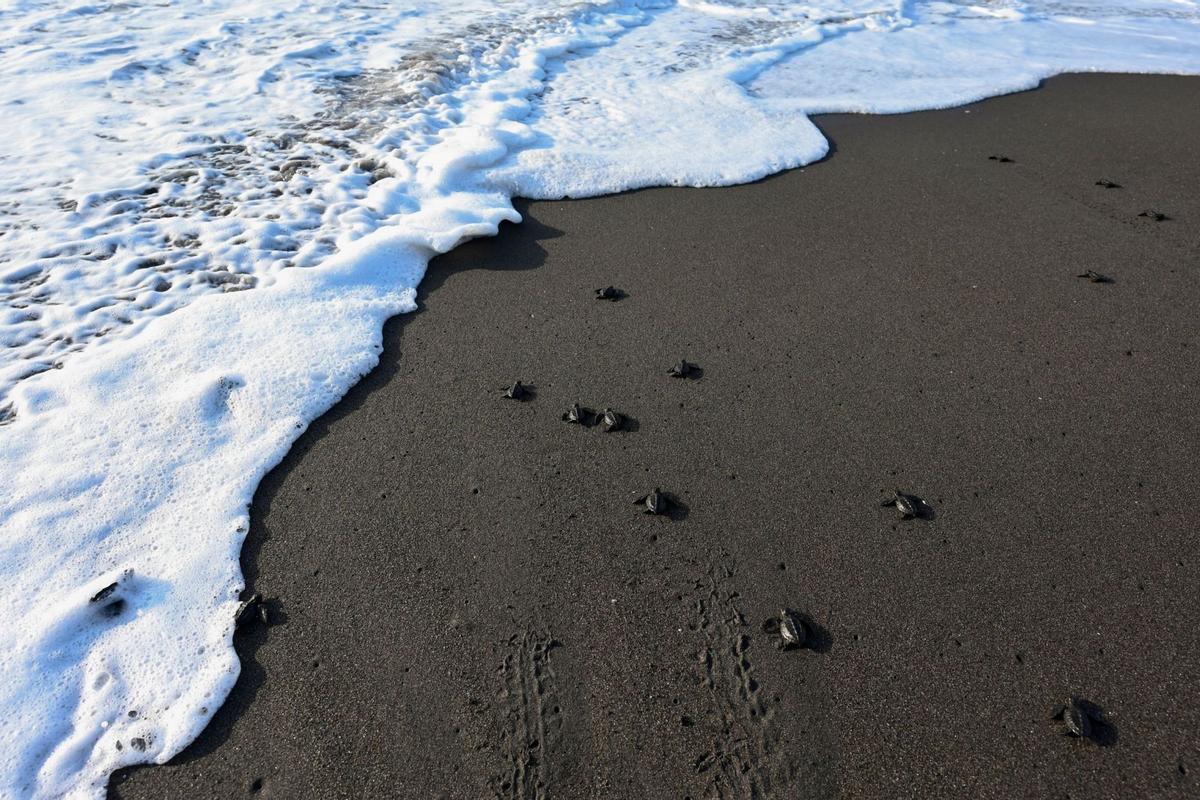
(113, 73), (1200, 799)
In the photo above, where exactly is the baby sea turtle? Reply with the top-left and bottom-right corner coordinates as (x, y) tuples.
(881, 488), (919, 520)
(1076, 270), (1113, 284)
(562, 403), (590, 425)
(988, 155), (1014, 163)
(502, 380), (530, 401)
(90, 569), (133, 618)
(1138, 209), (1169, 222)
(778, 608), (808, 650)
(1095, 179), (1121, 189)
(1054, 697), (1107, 740)
(90, 581), (120, 605)
(89, 568), (133, 603)
(91, 589), (125, 618)
(668, 359), (700, 379)
(599, 408), (623, 432)
(634, 488), (669, 515)
(595, 286), (624, 302)
(235, 593), (269, 630)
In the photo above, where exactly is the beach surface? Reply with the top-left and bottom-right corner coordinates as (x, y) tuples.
(112, 73), (1200, 799)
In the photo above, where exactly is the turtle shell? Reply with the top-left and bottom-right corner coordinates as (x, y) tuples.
(1061, 699), (1093, 739)
(779, 609), (807, 649)
(636, 488), (665, 515)
(235, 594), (264, 630)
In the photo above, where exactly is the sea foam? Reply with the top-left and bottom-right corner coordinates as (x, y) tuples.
(0, 1), (1197, 797)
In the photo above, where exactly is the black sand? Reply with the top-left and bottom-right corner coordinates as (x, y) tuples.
(113, 74), (1200, 799)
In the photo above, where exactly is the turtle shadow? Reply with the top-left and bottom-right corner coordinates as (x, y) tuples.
(1074, 699), (1120, 747)
(667, 364), (704, 381)
(907, 494), (936, 521)
(611, 414), (640, 434)
(793, 612), (834, 654)
(501, 382), (537, 401)
(653, 492), (689, 522)
(254, 598), (288, 628)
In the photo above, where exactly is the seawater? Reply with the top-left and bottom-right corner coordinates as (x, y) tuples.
(0, 1), (1197, 797)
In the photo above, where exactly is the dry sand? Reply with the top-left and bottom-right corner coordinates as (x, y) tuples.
(113, 73), (1200, 799)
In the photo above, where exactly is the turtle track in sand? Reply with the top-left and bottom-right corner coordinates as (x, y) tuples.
(494, 630), (563, 800)
(692, 564), (798, 800)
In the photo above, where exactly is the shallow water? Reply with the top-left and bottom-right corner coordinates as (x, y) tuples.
(0, 1), (1197, 797)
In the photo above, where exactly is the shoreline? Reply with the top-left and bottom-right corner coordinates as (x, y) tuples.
(113, 73), (1200, 799)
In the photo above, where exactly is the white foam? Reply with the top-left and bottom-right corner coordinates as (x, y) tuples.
(0, 1), (1197, 797)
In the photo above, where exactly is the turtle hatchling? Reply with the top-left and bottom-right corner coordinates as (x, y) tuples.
(90, 582), (126, 618)
(1138, 209), (1169, 221)
(90, 569), (133, 618)
(1054, 697), (1102, 739)
(1076, 270), (1113, 284)
(882, 488), (919, 520)
(595, 286), (624, 301)
(777, 609), (808, 650)
(562, 403), (590, 424)
(1095, 179), (1121, 189)
(235, 593), (269, 630)
(90, 581), (120, 605)
(668, 359), (699, 379)
(503, 380), (530, 401)
(599, 408), (623, 432)
(634, 488), (669, 515)
(988, 155), (1014, 163)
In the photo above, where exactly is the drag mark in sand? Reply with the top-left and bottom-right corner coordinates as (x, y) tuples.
(495, 631), (564, 800)
(692, 565), (797, 800)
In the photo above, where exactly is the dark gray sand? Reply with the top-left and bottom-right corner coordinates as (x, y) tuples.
(113, 74), (1200, 799)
